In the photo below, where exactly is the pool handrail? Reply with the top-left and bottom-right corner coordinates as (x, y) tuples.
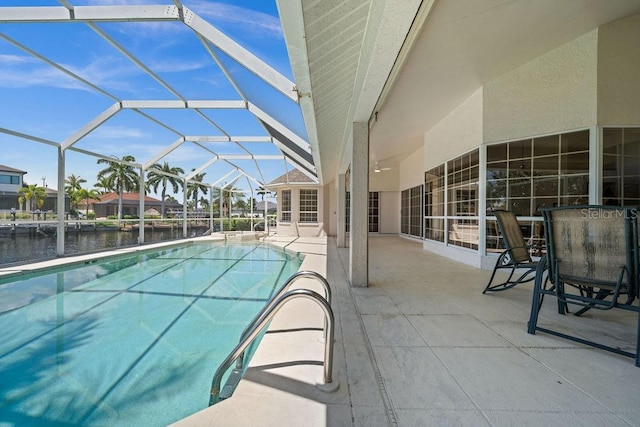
(239, 270), (331, 342)
(209, 288), (338, 405)
(234, 270), (331, 372)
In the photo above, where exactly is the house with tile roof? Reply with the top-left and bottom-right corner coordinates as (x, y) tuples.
(266, 170), (325, 237)
(83, 192), (182, 218)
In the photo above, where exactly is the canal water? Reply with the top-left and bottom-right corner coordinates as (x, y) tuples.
(0, 229), (206, 266)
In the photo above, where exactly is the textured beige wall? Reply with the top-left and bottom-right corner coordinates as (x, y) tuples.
(370, 166), (399, 191)
(424, 88), (483, 170)
(598, 13), (640, 125)
(325, 181), (336, 236)
(399, 144), (424, 190)
(483, 30), (598, 143)
(379, 191), (400, 234)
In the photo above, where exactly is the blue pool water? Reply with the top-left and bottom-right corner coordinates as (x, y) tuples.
(0, 242), (302, 426)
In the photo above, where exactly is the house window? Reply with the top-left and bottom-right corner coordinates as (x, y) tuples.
(424, 165), (445, 242)
(485, 129), (590, 252)
(603, 127), (640, 207)
(345, 191), (350, 232)
(400, 189), (409, 234)
(0, 174), (20, 185)
(369, 192), (379, 232)
(299, 189), (317, 222)
(448, 149), (479, 250)
(410, 186), (423, 237)
(281, 189), (291, 222)
(401, 185), (422, 238)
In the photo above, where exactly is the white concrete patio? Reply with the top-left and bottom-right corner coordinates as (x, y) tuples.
(177, 235), (640, 426)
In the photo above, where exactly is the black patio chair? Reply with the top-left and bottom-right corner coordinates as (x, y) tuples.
(527, 205), (640, 367)
(482, 210), (538, 294)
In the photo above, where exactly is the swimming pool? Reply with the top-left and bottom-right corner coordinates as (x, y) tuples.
(0, 241), (303, 426)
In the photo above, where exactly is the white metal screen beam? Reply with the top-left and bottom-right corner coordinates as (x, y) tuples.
(183, 7), (298, 103)
(248, 103), (310, 154)
(222, 174), (243, 189)
(211, 169), (239, 187)
(144, 166), (183, 182)
(184, 136), (272, 143)
(186, 157), (219, 181)
(0, 5), (181, 23)
(143, 137), (187, 170)
(285, 157), (319, 183)
(89, 22), (184, 101)
(0, 127), (60, 148)
(61, 103), (122, 150)
(0, 33), (118, 101)
(68, 146), (142, 168)
(121, 100), (247, 109)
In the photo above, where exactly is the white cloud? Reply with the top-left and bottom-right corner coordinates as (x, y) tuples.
(90, 125), (148, 140)
(0, 52), (141, 93)
(0, 54), (83, 89)
(188, 1), (283, 40)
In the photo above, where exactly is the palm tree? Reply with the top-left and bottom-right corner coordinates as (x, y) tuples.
(146, 162), (184, 218)
(76, 188), (101, 217)
(256, 186), (271, 201)
(223, 187), (245, 214)
(93, 176), (114, 195)
(96, 155), (139, 220)
(186, 171), (208, 211)
(65, 174), (87, 212)
(17, 184), (47, 212)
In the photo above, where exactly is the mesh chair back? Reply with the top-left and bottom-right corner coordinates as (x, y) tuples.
(494, 210), (531, 264)
(543, 206), (634, 288)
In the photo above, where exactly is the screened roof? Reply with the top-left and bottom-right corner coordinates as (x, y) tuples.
(0, 1), (316, 198)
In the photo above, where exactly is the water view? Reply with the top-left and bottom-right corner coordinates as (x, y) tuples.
(0, 229), (206, 266)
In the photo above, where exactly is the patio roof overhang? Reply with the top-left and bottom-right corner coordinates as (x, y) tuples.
(0, 2), (317, 194)
(278, 0), (640, 184)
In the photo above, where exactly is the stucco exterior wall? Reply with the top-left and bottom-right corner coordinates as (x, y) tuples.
(325, 181), (337, 236)
(370, 167), (399, 191)
(399, 145), (424, 191)
(598, 13), (640, 126)
(424, 88), (483, 170)
(274, 186), (325, 237)
(483, 30), (598, 143)
(379, 191), (400, 234)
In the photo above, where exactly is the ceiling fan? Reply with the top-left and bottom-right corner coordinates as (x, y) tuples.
(374, 161), (391, 173)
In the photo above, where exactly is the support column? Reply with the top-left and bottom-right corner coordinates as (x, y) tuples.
(209, 185), (214, 233)
(337, 173), (346, 247)
(349, 122), (368, 287)
(183, 179), (188, 236)
(219, 187), (224, 232)
(56, 148), (66, 257)
(138, 169), (145, 244)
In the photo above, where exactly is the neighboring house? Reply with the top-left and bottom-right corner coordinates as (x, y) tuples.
(0, 165), (26, 210)
(266, 170), (325, 237)
(82, 192), (182, 218)
(0, 165), (68, 212)
(255, 200), (277, 216)
(41, 187), (68, 212)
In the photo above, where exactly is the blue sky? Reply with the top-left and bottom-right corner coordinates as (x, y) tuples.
(0, 0), (305, 201)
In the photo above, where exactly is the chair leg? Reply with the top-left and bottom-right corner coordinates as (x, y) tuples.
(482, 252), (509, 294)
(574, 289), (611, 316)
(527, 256), (547, 334)
(635, 310), (640, 368)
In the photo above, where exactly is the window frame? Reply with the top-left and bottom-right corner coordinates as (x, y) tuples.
(280, 189), (291, 222)
(299, 188), (318, 223)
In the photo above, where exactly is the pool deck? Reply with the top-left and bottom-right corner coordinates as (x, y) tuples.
(175, 235), (640, 427)
(4, 234), (639, 426)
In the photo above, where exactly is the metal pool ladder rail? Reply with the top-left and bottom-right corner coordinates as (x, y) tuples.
(209, 271), (338, 405)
